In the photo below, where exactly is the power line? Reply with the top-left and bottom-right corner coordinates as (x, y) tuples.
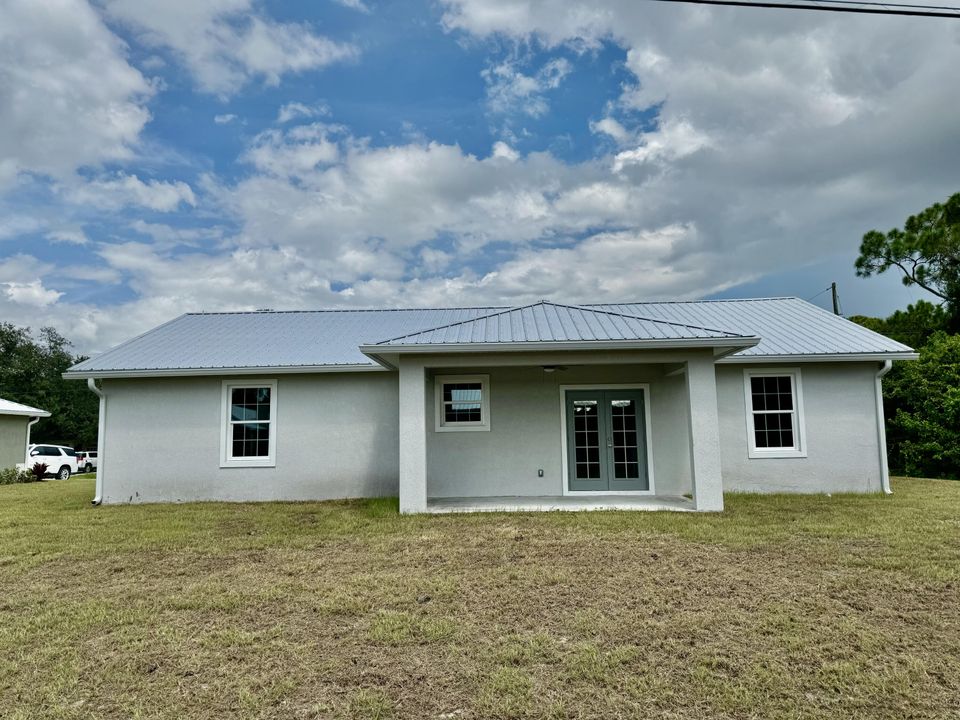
(648, 0), (960, 18)
(806, 286), (833, 302)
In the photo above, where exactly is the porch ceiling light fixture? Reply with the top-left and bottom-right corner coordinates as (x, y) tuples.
(541, 365), (566, 373)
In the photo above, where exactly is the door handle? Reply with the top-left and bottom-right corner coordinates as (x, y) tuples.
(606, 438), (613, 447)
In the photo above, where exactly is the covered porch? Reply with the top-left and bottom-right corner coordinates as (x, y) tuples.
(359, 301), (760, 514)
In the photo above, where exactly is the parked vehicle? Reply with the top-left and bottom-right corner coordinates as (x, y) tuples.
(75, 451), (98, 474)
(27, 444), (78, 479)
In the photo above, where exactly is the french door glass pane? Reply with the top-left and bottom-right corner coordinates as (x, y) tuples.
(572, 400), (601, 479)
(609, 398), (640, 479)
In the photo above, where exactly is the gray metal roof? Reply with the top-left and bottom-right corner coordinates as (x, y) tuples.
(590, 299), (913, 358)
(66, 297), (915, 376)
(374, 301), (748, 346)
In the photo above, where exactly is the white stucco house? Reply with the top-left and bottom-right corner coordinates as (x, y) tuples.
(65, 298), (916, 513)
(0, 398), (50, 471)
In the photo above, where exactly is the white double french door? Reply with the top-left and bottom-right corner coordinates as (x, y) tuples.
(565, 388), (650, 492)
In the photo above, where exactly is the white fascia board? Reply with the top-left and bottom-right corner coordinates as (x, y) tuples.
(359, 336), (762, 356)
(718, 352), (919, 364)
(62, 363), (386, 380)
(0, 409), (51, 418)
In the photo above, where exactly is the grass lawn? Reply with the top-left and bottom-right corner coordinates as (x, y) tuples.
(1, 478), (958, 719)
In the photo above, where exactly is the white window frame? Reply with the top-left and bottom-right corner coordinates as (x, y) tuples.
(434, 374), (490, 432)
(220, 379), (278, 468)
(743, 368), (807, 459)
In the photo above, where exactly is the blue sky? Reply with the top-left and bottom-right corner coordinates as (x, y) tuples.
(0, 0), (951, 352)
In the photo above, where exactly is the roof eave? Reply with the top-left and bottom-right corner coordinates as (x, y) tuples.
(62, 363), (385, 380)
(0, 409), (51, 418)
(718, 351), (920, 363)
(360, 336), (762, 356)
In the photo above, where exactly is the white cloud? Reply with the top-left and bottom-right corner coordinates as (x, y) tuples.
(4, 0), (958, 355)
(46, 229), (90, 245)
(276, 101), (330, 124)
(0, 215), (44, 241)
(438, 0), (960, 283)
(242, 124), (341, 178)
(491, 141), (519, 161)
(63, 174), (197, 212)
(130, 220), (224, 248)
(612, 118), (713, 170)
(214, 113), (237, 124)
(332, 0), (371, 13)
(4, 281), (62, 307)
(589, 117), (631, 145)
(0, 0), (152, 188)
(483, 56), (571, 117)
(100, 0), (359, 95)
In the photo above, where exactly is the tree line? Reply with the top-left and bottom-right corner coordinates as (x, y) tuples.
(0, 324), (98, 449)
(851, 191), (960, 479)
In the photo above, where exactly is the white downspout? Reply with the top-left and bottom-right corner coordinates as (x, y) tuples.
(87, 378), (106, 505)
(875, 360), (893, 495)
(25, 417), (40, 466)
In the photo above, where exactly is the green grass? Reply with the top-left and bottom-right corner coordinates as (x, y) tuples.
(1, 478), (958, 719)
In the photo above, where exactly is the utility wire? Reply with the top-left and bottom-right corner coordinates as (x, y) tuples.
(648, 0), (960, 18)
(806, 286), (833, 302)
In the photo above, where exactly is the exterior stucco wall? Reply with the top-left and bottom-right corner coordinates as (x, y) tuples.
(93, 356), (887, 504)
(716, 362), (884, 493)
(99, 373), (399, 503)
(0, 416), (28, 470)
(425, 363), (693, 498)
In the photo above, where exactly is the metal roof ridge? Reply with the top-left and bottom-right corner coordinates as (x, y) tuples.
(583, 296), (799, 306)
(373, 300), (746, 345)
(184, 305), (509, 316)
(372, 300), (555, 345)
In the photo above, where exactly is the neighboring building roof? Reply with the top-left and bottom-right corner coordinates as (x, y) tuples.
(0, 398), (51, 418)
(371, 301), (752, 347)
(65, 297), (917, 377)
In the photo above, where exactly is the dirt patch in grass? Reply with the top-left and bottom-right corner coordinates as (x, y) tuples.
(0, 478), (959, 719)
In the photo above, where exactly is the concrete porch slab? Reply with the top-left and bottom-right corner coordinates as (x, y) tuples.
(426, 495), (696, 513)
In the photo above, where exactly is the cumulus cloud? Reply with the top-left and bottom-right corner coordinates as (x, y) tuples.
(99, 0), (359, 95)
(214, 113), (237, 124)
(276, 101), (330, 124)
(46, 229), (90, 245)
(332, 0), (371, 13)
(483, 56), (572, 117)
(242, 124), (341, 178)
(2, 0), (957, 355)
(62, 174), (197, 212)
(0, 0), (152, 188)
(440, 0), (960, 277)
(4, 281), (63, 308)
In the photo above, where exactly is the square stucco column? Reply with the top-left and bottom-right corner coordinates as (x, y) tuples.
(685, 355), (724, 512)
(398, 358), (428, 513)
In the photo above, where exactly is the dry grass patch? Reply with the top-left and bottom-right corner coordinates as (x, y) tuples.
(0, 477), (959, 718)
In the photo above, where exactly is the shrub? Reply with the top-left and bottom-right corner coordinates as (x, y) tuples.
(30, 462), (48, 482)
(0, 467), (34, 485)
